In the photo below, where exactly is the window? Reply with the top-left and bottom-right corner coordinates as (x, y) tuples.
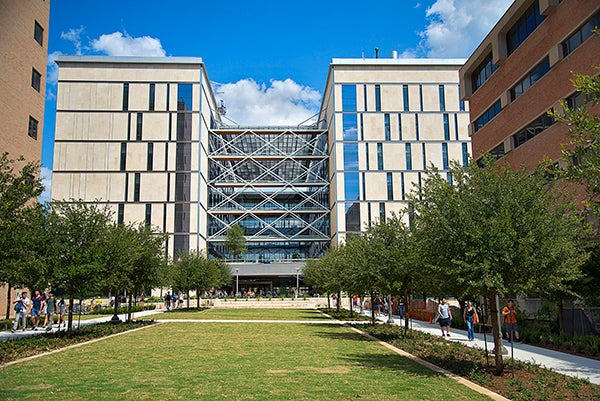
(512, 113), (555, 148)
(442, 143), (449, 170)
(31, 68), (41, 92)
(344, 143), (359, 170)
(123, 83), (129, 111)
(345, 202), (361, 232)
(177, 83), (193, 111)
(563, 11), (600, 57)
(474, 100), (502, 132)
(387, 173), (393, 200)
(419, 85), (424, 111)
(379, 203), (386, 222)
(34, 21), (43, 46)
(134, 173), (141, 202)
(149, 83), (155, 111)
(405, 143), (412, 170)
(398, 114), (403, 140)
(344, 172), (360, 201)
(136, 113), (143, 141)
(462, 143), (469, 167)
(439, 85), (445, 111)
(145, 204), (152, 226)
(147, 143), (154, 171)
(443, 114), (450, 140)
(360, 114), (364, 140)
(566, 90), (591, 110)
(422, 143), (427, 170)
(362, 172), (366, 200)
(343, 114), (358, 140)
(342, 85), (357, 111)
(375, 85), (381, 112)
(403, 85), (409, 111)
(471, 53), (497, 92)
(400, 173), (406, 200)
(28, 116), (38, 140)
(384, 114), (391, 140)
(118, 204), (125, 225)
(509, 57), (550, 101)
(490, 143), (505, 160)
(365, 143), (370, 170)
(454, 114), (459, 140)
(458, 85), (466, 111)
(506, 1), (545, 55)
(377, 143), (383, 170)
(120, 143), (127, 171)
(415, 114), (420, 140)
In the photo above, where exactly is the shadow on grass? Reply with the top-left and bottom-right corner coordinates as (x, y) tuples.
(342, 352), (443, 378)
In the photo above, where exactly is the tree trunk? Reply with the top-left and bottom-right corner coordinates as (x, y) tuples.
(187, 290), (190, 308)
(197, 289), (200, 309)
(489, 288), (504, 375)
(327, 294), (330, 309)
(67, 290), (75, 339)
(370, 292), (376, 326)
(5, 284), (12, 320)
(349, 294), (353, 317)
(404, 290), (410, 336)
(557, 298), (564, 336)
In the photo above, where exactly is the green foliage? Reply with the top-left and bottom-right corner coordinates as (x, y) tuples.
(224, 224), (247, 260)
(171, 251), (231, 300)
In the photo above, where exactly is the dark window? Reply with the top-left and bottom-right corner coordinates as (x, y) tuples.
(362, 173), (366, 200)
(474, 100), (502, 132)
(422, 143), (427, 170)
(458, 85), (466, 111)
(565, 90), (592, 110)
(488, 143), (505, 161)
(177, 83), (193, 111)
(562, 11), (600, 57)
(377, 143), (383, 170)
(443, 114), (450, 140)
(145, 204), (152, 226)
(342, 85), (357, 111)
(136, 113), (143, 141)
(462, 143), (469, 167)
(379, 203), (386, 222)
(31, 68), (41, 92)
(405, 143), (412, 170)
(345, 202), (361, 232)
(442, 143), (449, 170)
(419, 85), (424, 111)
(118, 204), (124, 225)
(471, 53), (497, 92)
(403, 85), (409, 111)
(387, 173), (393, 200)
(384, 114), (391, 140)
(439, 85), (446, 111)
(360, 114), (364, 141)
(34, 21), (43, 46)
(123, 83), (129, 111)
(166, 84), (170, 111)
(510, 57), (550, 101)
(120, 143), (127, 171)
(28, 116), (38, 140)
(134, 173), (141, 202)
(398, 114), (402, 140)
(375, 85), (381, 112)
(507, 1), (545, 55)
(512, 113), (555, 148)
(415, 114), (420, 140)
(400, 173), (406, 200)
(149, 83), (155, 111)
(147, 143), (154, 171)
(363, 85), (367, 111)
(365, 143), (370, 170)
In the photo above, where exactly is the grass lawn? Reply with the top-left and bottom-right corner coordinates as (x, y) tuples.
(147, 307), (328, 321)
(0, 319), (493, 400)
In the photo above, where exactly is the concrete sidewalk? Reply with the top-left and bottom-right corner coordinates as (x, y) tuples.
(357, 308), (600, 385)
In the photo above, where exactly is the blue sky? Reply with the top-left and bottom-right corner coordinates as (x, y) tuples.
(40, 0), (513, 201)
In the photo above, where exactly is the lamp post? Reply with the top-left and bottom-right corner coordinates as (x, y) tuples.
(235, 268), (239, 297)
(295, 267), (300, 299)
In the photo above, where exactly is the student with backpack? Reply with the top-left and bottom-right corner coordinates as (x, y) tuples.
(11, 292), (30, 332)
(44, 292), (58, 331)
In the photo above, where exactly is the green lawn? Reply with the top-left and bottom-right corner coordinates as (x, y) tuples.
(147, 307), (328, 320)
(0, 316), (493, 400)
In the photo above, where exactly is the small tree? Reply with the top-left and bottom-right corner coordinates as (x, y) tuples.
(224, 224), (247, 261)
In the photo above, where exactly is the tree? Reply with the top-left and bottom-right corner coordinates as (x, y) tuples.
(0, 153), (44, 318)
(410, 158), (589, 374)
(47, 200), (113, 337)
(303, 246), (346, 311)
(224, 224), (247, 261)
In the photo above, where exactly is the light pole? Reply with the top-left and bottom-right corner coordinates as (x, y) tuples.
(235, 268), (239, 297)
(295, 268), (300, 299)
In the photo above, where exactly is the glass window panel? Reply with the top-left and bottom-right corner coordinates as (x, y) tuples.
(345, 202), (361, 232)
(344, 172), (360, 201)
(342, 85), (357, 111)
(344, 143), (359, 170)
(343, 114), (358, 140)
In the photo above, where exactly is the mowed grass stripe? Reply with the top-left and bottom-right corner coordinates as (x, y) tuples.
(0, 321), (493, 400)
(146, 307), (328, 320)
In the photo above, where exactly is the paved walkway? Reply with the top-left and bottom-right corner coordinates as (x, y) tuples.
(2, 307), (599, 385)
(356, 308), (600, 385)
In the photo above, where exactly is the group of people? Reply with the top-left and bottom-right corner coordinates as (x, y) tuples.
(437, 298), (520, 342)
(163, 291), (184, 311)
(11, 290), (66, 332)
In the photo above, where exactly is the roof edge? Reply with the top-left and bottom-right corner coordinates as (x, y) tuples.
(55, 55), (203, 65)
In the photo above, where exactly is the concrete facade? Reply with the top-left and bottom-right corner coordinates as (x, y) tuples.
(459, 0), (600, 169)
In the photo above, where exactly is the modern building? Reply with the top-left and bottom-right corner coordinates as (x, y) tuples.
(52, 55), (470, 293)
(0, 0), (50, 316)
(321, 57), (470, 245)
(459, 0), (600, 169)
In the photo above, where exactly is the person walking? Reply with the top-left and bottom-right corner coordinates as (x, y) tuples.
(438, 297), (452, 337)
(463, 300), (478, 341)
(44, 292), (57, 331)
(164, 291), (172, 311)
(31, 291), (43, 330)
(12, 292), (30, 332)
(502, 299), (520, 342)
(57, 297), (66, 328)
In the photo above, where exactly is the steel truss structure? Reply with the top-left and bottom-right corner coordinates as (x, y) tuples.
(208, 127), (330, 261)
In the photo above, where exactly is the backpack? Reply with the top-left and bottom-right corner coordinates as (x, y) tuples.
(14, 301), (22, 312)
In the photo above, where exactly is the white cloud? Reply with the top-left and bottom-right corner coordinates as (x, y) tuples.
(38, 167), (52, 204)
(60, 26), (85, 55)
(90, 32), (166, 57)
(419, 0), (513, 57)
(215, 79), (321, 126)
(45, 51), (62, 100)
